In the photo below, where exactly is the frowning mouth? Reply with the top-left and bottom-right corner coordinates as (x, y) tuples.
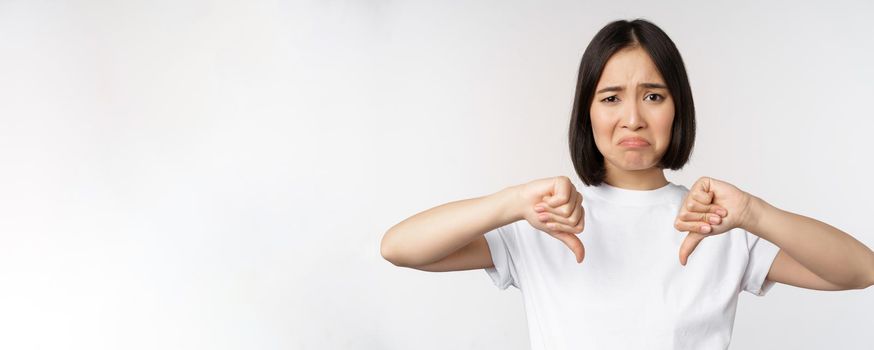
(618, 136), (650, 147)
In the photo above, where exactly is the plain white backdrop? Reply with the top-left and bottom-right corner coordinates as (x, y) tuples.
(1, 0), (873, 349)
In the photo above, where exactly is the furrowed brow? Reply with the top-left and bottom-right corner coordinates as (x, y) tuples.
(640, 82), (668, 90)
(596, 82), (668, 94)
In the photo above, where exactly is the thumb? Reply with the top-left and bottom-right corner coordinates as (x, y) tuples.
(679, 232), (706, 266)
(699, 189), (714, 204)
(554, 232), (585, 263)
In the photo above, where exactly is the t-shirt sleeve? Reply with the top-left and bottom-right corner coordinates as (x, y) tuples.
(483, 220), (523, 290)
(740, 229), (781, 296)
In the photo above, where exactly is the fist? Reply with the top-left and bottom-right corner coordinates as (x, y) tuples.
(674, 176), (757, 266)
(517, 176), (586, 263)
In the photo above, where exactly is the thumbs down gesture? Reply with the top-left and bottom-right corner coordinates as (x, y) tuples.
(674, 176), (760, 266)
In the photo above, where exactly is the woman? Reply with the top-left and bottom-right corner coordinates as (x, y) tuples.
(380, 18), (874, 349)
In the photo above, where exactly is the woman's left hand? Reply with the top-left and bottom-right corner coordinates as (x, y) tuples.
(674, 176), (759, 266)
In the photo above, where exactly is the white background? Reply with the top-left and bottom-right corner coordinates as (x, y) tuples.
(1, 0), (873, 349)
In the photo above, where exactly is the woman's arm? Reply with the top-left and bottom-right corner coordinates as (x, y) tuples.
(380, 186), (523, 268)
(675, 176), (874, 290)
(381, 176), (588, 268)
(744, 196), (874, 290)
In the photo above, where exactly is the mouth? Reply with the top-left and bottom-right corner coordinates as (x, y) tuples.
(619, 140), (649, 147)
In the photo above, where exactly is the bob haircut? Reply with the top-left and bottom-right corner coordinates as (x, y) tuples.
(569, 18), (696, 186)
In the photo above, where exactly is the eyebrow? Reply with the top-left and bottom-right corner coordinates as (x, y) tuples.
(596, 83), (668, 94)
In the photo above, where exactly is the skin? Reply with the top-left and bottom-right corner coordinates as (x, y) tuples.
(533, 45), (874, 289)
(590, 45), (673, 191)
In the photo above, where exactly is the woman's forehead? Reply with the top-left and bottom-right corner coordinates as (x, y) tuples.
(597, 47), (665, 87)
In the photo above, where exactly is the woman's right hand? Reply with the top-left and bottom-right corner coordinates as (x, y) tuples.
(516, 176), (586, 263)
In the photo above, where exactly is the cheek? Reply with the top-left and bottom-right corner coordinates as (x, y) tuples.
(588, 110), (613, 149)
(655, 106), (675, 149)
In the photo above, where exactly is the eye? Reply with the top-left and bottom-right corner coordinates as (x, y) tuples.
(601, 95), (619, 103)
(645, 93), (664, 102)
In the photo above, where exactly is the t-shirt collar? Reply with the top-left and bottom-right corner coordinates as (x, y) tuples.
(584, 181), (677, 206)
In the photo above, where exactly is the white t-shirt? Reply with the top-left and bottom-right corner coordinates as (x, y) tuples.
(483, 180), (780, 350)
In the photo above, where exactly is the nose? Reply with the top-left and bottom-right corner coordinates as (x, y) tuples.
(622, 98), (646, 130)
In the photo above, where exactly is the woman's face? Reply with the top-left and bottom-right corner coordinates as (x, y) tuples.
(590, 46), (674, 172)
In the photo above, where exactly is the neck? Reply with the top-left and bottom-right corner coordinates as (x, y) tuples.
(603, 162), (668, 190)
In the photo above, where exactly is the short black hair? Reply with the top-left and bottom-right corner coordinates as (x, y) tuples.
(569, 18), (696, 186)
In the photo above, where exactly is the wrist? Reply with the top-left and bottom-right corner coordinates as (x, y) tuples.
(742, 194), (771, 234)
(494, 185), (525, 223)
